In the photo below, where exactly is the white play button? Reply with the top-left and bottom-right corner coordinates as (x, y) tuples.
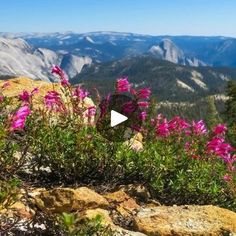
(110, 110), (128, 127)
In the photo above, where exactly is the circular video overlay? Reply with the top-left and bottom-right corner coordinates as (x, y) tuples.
(96, 94), (143, 142)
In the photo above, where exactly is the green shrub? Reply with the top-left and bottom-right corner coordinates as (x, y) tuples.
(0, 71), (235, 212)
(0, 178), (21, 209)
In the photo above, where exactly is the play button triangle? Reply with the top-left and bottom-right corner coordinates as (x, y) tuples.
(110, 110), (128, 127)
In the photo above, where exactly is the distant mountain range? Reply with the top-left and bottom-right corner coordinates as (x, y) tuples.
(75, 56), (236, 102)
(0, 31), (236, 103)
(1, 31), (236, 67)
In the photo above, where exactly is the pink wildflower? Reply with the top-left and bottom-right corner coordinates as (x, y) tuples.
(192, 120), (207, 135)
(99, 94), (110, 117)
(138, 101), (149, 108)
(207, 137), (224, 154)
(11, 117), (26, 130)
(61, 78), (70, 87)
(15, 105), (31, 118)
(213, 124), (227, 136)
(138, 111), (147, 121)
(227, 157), (236, 172)
(44, 91), (64, 111)
(222, 154), (236, 165)
(116, 77), (130, 93)
(217, 143), (234, 158)
(86, 106), (96, 117)
(168, 116), (190, 132)
(10, 105), (31, 131)
(207, 137), (234, 160)
(156, 119), (169, 137)
(51, 65), (70, 87)
(185, 129), (191, 136)
(137, 88), (151, 99)
(51, 65), (64, 78)
(150, 114), (163, 127)
(122, 101), (136, 114)
(19, 88), (39, 103)
(223, 174), (232, 182)
(185, 142), (191, 151)
(74, 86), (89, 100)
(19, 90), (30, 102)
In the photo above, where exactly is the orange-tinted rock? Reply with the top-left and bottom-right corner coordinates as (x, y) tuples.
(104, 190), (140, 211)
(134, 205), (236, 235)
(35, 187), (109, 213)
(9, 201), (35, 219)
(0, 77), (60, 100)
(104, 190), (140, 224)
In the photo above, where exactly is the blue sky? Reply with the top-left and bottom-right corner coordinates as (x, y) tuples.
(1, 0), (236, 36)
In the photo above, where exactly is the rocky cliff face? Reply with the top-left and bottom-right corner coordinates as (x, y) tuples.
(148, 39), (206, 66)
(0, 37), (92, 81)
(60, 54), (92, 78)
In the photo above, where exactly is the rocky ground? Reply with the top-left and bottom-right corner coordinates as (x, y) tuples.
(0, 185), (236, 235)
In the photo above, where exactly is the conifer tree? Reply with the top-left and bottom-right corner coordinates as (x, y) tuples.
(224, 81), (236, 146)
(206, 96), (221, 128)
